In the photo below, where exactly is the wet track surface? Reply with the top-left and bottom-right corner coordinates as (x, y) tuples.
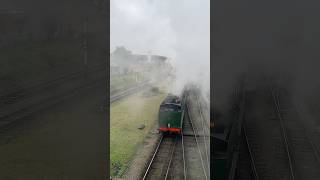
(236, 86), (320, 180)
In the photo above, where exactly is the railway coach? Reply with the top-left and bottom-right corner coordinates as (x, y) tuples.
(158, 94), (184, 134)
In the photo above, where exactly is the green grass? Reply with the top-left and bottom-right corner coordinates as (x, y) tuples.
(110, 90), (167, 177)
(110, 73), (145, 93)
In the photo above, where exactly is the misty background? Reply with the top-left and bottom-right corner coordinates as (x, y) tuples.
(111, 0), (210, 96)
(213, 0), (320, 127)
(0, 1), (108, 179)
(0, 0), (106, 93)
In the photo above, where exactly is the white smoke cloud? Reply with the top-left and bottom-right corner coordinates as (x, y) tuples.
(111, 0), (210, 96)
(110, 0), (177, 56)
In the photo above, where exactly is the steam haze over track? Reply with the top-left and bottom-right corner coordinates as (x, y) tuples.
(214, 0), (320, 125)
(111, 0), (210, 96)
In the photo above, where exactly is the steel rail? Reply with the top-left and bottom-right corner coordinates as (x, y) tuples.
(307, 133), (320, 165)
(181, 130), (187, 180)
(275, 88), (320, 176)
(0, 63), (105, 99)
(243, 123), (259, 180)
(272, 89), (295, 180)
(142, 135), (164, 180)
(289, 95), (320, 165)
(110, 81), (149, 103)
(0, 78), (106, 132)
(195, 94), (210, 168)
(164, 136), (178, 180)
(186, 102), (208, 180)
(181, 94), (188, 180)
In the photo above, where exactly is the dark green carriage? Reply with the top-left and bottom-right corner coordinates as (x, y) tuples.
(158, 94), (184, 133)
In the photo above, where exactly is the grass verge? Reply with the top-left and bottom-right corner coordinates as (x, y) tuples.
(110, 89), (167, 177)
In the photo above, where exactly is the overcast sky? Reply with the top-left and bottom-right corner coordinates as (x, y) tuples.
(111, 0), (210, 93)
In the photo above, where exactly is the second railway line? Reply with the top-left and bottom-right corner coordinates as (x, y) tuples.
(241, 87), (320, 180)
(109, 81), (150, 103)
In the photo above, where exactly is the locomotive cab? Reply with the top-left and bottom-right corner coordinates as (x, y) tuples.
(158, 94), (184, 134)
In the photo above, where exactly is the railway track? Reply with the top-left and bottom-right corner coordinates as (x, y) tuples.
(183, 103), (209, 180)
(243, 89), (294, 180)
(0, 67), (106, 131)
(109, 81), (150, 103)
(142, 90), (210, 180)
(195, 94), (210, 168)
(142, 134), (181, 180)
(242, 88), (320, 180)
(273, 89), (320, 179)
(235, 125), (258, 180)
(0, 64), (105, 107)
(272, 89), (296, 180)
